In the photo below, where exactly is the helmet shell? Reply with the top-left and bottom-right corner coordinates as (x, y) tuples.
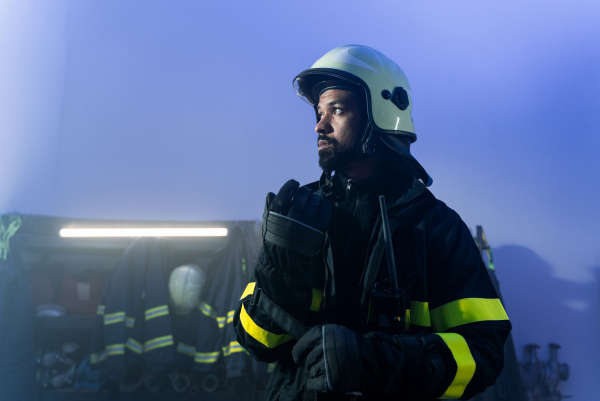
(168, 264), (207, 315)
(294, 44), (416, 142)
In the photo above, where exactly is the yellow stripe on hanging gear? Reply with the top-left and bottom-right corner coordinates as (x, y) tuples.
(240, 282), (256, 299)
(97, 304), (105, 315)
(126, 338), (143, 354)
(227, 310), (236, 324)
(195, 351), (220, 364)
(104, 311), (126, 325)
(176, 342), (196, 357)
(90, 351), (107, 364)
(239, 304), (294, 348)
(145, 335), (174, 352)
(125, 316), (135, 328)
(106, 343), (125, 356)
(430, 298), (509, 332)
(436, 333), (476, 399)
(199, 301), (216, 317)
(145, 305), (169, 320)
(222, 341), (246, 357)
(310, 288), (324, 312)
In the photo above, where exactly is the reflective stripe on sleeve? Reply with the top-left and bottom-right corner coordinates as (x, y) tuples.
(145, 305), (169, 320)
(227, 310), (236, 324)
(222, 341), (246, 357)
(436, 333), (476, 399)
(126, 338), (143, 354)
(145, 335), (174, 352)
(104, 312), (125, 325)
(239, 304), (293, 348)
(176, 342), (196, 357)
(430, 298), (508, 332)
(195, 351), (220, 364)
(310, 288), (323, 312)
(410, 300), (431, 327)
(106, 343), (125, 356)
(240, 282), (256, 299)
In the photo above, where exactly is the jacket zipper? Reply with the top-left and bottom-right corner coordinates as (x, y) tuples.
(343, 179), (360, 259)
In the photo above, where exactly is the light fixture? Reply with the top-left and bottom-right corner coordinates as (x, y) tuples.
(59, 227), (228, 238)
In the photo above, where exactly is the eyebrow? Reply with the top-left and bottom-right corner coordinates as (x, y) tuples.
(317, 99), (346, 111)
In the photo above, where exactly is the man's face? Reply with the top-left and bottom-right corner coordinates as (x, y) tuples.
(315, 89), (363, 172)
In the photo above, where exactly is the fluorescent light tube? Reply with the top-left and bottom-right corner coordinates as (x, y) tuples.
(59, 227), (228, 238)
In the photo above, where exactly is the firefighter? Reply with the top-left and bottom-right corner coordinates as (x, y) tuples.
(233, 45), (511, 401)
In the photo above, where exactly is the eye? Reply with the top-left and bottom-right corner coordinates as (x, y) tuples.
(333, 107), (344, 115)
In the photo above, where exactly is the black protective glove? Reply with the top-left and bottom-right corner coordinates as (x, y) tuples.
(255, 180), (331, 319)
(292, 324), (379, 394)
(261, 179), (332, 276)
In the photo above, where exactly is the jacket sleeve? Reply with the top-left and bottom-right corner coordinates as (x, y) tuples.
(232, 253), (325, 363)
(386, 201), (511, 400)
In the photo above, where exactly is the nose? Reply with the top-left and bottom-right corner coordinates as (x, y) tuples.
(315, 114), (331, 135)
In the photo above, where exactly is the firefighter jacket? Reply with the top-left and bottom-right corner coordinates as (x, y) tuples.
(233, 169), (511, 401)
(90, 237), (177, 381)
(190, 223), (264, 379)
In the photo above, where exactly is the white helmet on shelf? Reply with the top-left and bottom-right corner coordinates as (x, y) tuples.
(168, 264), (207, 315)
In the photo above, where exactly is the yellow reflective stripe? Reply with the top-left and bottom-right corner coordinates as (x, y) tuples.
(410, 300), (431, 327)
(146, 305), (169, 320)
(106, 343), (125, 355)
(227, 310), (235, 324)
(145, 335), (174, 352)
(97, 304), (105, 315)
(126, 316), (135, 328)
(104, 312), (125, 325)
(430, 298), (508, 331)
(177, 342), (196, 357)
(126, 338), (143, 354)
(90, 351), (107, 364)
(195, 351), (220, 363)
(199, 301), (215, 317)
(240, 282), (256, 299)
(222, 341), (245, 357)
(437, 333), (476, 399)
(310, 288), (323, 312)
(240, 304), (293, 348)
(217, 316), (226, 328)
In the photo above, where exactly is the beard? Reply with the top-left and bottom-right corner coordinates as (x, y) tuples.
(318, 135), (360, 172)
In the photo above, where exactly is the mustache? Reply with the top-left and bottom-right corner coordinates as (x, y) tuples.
(317, 135), (336, 145)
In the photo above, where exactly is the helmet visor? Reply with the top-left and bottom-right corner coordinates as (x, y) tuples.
(293, 70), (362, 106)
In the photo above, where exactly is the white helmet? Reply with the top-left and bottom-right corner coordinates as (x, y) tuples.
(168, 264), (207, 315)
(293, 45), (431, 186)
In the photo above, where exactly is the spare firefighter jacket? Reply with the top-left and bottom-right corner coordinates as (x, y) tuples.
(90, 237), (176, 381)
(192, 223), (262, 378)
(233, 170), (511, 401)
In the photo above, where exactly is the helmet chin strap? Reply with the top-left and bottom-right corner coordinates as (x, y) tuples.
(358, 123), (379, 157)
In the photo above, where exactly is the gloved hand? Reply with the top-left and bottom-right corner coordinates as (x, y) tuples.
(260, 179), (332, 277)
(292, 324), (378, 394)
(254, 180), (331, 320)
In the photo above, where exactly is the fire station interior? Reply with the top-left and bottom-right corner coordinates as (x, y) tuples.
(1, 213), (570, 400)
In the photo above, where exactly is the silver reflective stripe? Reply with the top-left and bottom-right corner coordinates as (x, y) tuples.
(322, 326), (333, 391)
